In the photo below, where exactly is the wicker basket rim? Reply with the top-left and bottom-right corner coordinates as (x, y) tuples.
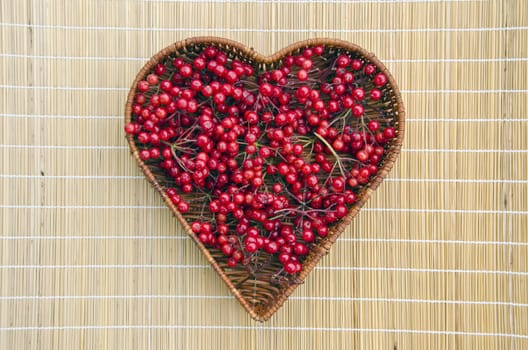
(124, 37), (405, 322)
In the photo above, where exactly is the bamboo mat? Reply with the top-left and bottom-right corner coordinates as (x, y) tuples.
(1, 0), (527, 349)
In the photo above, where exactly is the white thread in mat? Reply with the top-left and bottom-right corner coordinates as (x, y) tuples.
(384, 178), (528, 184)
(1, 235), (527, 247)
(0, 325), (526, 339)
(1, 174), (528, 184)
(0, 175), (145, 179)
(1, 22), (526, 33)
(143, 0), (488, 4)
(2, 84), (528, 94)
(1, 144), (527, 154)
(0, 294), (526, 308)
(406, 118), (528, 122)
(1, 112), (528, 123)
(1, 264), (527, 276)
(0, 113), (124, 119)
(404, 149), (528, 153)
(2, 53), (527, 63)
(0, 205), (526, 215)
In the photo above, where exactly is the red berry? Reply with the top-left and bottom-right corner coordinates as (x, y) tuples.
(336, 54), (350, 67)
(279, 253), (290, 264)
(342, 96), (354, 108)
(149, 148), (160, 159)
(259, 83), (273, 96)
(154, 63), (166, 75)
(313, 45), (324, 55)
(368, 120), (380, 132)
(180, 64), (193, 77)
(173, 58), (184, 68)
(271, 69), (283, 81)
(317, 226), (329, 237)
(302, 230), (315, 243)
(352, 88), (365, 100)
(345, 192), (356, 204)
(191, 222), (201, 233)
(222, 244), (234, 256)
(383, 127), (396, 139)
(213, 92), (226, 104)
(137, 80), (149, 92)
(124, 123), (137, 134)
(370, 88), (382, 101)
(147, 74), (159, 85)
(245, 241), (258, 253)
(294, 243), (309, 256)
(193, 57), (206, 70)
(364, 64), (376, 75)
(297, 69), (308, 81)
(227, 258), (237, 268)
(232, 250), (244, 262)
(356, 150), (369, 162)
(352, 104), (364, 117)
(351, 59), (363, 70)
(177, 201), (189, 213)
(265, 241), (279, 254)
(373, 73), (387, 87)
(335, 204), (348, 218)
(139, 149), (150, 161)
(284, 261), (297, 274)
(331, 178), (345, 192)
(170, 194), (181, 205)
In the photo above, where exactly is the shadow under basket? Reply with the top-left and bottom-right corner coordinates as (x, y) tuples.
(124, 37), (405, 321)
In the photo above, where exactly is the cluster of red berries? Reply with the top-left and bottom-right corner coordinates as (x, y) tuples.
(125, 44), (396, 279)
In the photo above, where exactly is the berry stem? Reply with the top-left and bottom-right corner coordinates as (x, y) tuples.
(313, 132), (346, 177)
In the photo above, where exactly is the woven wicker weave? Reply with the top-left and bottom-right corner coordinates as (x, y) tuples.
(124, 37), (405, 321)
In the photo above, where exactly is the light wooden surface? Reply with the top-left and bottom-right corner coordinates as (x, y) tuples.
(1, 0), (527, 349)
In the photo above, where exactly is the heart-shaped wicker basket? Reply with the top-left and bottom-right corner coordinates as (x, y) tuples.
(125, 37), (405, 321)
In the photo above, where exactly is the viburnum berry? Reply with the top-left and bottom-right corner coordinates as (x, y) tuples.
(259, 82), (273, 96)
(124, 122), (137, 134)
(139, 149), (150, 161)
(147, 74), (159, 85)
(297, 69), (308, 81)
(154, 63), (166, 75)
(370, 88), (382, 101)
(383, 127), (396, 139)
(301, 59), (313, 70)
(352, 104), (364, 117)
(191, 222), (201, 233)
(367, 120), (380, 132)
(193, 57), (206, 70)
(180, 64), (193, 77)
(351, 58), (363, 70)
(227, 257), (237, 267)
(336, 54), (350, 67)
(137, 80), (149, 92)
(313, 45), (324, 55)
(352, 88), (365, 101)
(364, 63), (376, 75)
(356, 150), (369, 162)
(373, 73), (387, 87)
